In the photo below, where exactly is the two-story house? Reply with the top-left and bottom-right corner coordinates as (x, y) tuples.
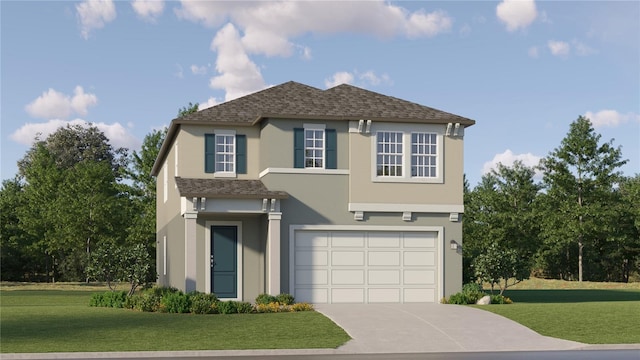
(151, 81), (475, 304)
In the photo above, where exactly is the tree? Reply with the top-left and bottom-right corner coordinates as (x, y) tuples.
(87, 242), (153, 295)
(177, 102), (199, 117)
(463, 161), (541, 284)
(538, 116), (627, 281)
(16, 124), (129, 281)
(474, 242), (529, 295)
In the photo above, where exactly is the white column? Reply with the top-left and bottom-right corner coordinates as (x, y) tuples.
(184, 211), (198, 292)
(267, 212), (282, 295)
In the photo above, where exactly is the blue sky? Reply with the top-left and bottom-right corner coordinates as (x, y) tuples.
(2, 1), (638, 187)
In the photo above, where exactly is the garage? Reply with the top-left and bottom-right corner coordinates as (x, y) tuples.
(291, 229), (441, 304)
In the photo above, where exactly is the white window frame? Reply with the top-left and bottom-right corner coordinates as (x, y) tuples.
(214, 129), (236, 178)
(411, 132), (438, 178)
(371, 123), (443, 183)
(375, 131), (404, 177)
(303, 123), (325, 169)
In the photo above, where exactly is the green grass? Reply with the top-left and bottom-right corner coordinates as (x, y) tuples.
(0, 289), (350, 353)
(475, 287), (640, 344)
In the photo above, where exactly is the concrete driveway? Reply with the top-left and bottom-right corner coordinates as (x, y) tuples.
(315, 303), (584, 353)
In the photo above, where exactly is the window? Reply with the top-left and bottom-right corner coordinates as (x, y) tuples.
(411, 133), (438, 178)
(371, 124), (443, 183)
(215, 134), (235, 173)
(205, 132), (246, 175)
(376, 131), (403, 176)
(305, 129), (324, 168)
(294, 125), (337, 169)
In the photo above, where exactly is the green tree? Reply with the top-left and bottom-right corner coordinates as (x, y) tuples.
(537, 116), (627, 281)
(124, 128), (167, 280)
(16, 125), (128, 281)
(463, 161), (541, 284)
(177, 102), (199, 117)
(474, 242), (529, 295)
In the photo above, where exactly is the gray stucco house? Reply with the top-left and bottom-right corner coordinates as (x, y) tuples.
(151, 81), (475, 304)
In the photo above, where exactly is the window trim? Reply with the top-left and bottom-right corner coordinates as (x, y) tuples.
(213, 130), (236, 177)
(303, 123), (326, 169)
(370, 123), (444, 183)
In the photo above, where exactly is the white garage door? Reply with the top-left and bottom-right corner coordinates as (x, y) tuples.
(292, 230), (440, 304)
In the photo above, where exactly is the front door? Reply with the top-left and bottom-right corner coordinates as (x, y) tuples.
(211, 226), (237, 298)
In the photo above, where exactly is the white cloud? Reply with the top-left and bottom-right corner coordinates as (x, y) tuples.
(25, 86), (98, 120)
(131, 0), (164, 22)
(190, 64), (207, 75)
(528, 46), (539, 58)
(176, 1), (452, 100)
(459, 24), (471, 37)
(496, 0), (537, 32)
(325, 72), (355, 88)
(198, 97), (218, 110)
(572, 40), (596, 56)
(76, 0), (116, 39)
(174, 64), (183, 79)
(548, 40), (570, 57)
(584, 110), (640, 128)
(324, 70), (391, 88)
(482, 149), (542, 175)
(209, 23), (267, 102)
(405, 9), (452, 38)
(10, 119), (140, 150)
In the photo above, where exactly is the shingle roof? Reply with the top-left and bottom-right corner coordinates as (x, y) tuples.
(175, 177), (288, 199)
(175, 81), (475, 125)
(152, 81), (476, 176)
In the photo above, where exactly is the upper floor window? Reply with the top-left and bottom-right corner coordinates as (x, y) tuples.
(215, 134), (235, 173)
(411, 133), (437, 178)
(305, 128), (324, 168)
(376, 131), (403, 176)
(294, 124), (337, 169)
(205, 131), (246, 176)
(371, 124), (443, 183)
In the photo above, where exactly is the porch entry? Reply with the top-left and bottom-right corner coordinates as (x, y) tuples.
(211, 226), (237, 298)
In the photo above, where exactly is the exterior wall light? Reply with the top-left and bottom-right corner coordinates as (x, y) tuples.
(450, 240), (459, 250)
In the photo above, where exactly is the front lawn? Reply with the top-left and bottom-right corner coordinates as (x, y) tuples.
(0, 288), (350, 353)
(475, 285), (640, 344)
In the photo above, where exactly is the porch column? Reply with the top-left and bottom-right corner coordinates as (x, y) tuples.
(184, 211), (198, 292)
(267, 212), (282, 295)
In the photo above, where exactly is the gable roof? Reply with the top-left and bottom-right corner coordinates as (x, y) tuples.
(151, 81), (475, 175)
(175, 177), (288, 199)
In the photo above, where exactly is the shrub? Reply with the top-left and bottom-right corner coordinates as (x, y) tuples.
(461, 283), (484, 304)
(255, 293), (277, 305)
(217, 301), (238, 314)
(135, 293), (161, 312)
(160, 291), (191, 313)
(150, 286), (180, 297)
(275, 293), (295, 305)
(290, 302), (314, 312)
(442, 283), (487, 305)
(255, 302), (286, 313)
(444, 292), (468, 305)
(489, 294), (513, 304)
(189, 292), (219, 314)
(89, 291), (127, 308)
(236, 302), (254, 314)
(89, 292), (104, 307)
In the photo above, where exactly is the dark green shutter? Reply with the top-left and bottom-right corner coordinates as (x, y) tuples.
(325, 129), (337, 169)
(205, 134), (216, 173)
(294, 128), (304, 168)
(236, 134), (246, 174)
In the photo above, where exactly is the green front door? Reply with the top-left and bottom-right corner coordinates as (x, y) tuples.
(211, 226), (237, 298)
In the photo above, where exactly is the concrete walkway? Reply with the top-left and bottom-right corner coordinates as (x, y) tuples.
(315, 303), (585, 353)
